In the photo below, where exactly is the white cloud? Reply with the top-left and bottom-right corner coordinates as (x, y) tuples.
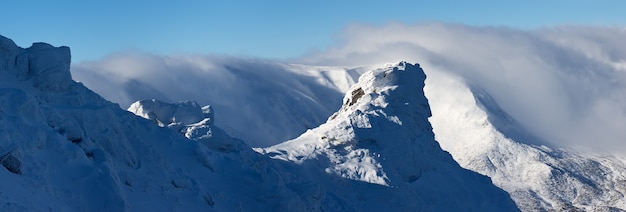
(297, 22), (626, 153)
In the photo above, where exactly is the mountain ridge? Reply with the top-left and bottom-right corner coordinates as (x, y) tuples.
(5, 33), (626, 211)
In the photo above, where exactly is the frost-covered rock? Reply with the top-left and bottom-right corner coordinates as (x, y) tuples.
(0, 36), (73, 90)
(128, 99), (245, 152)
(262, 62), (520, 211)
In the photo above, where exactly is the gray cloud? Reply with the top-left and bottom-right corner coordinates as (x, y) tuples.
(297, 22), (626, 154)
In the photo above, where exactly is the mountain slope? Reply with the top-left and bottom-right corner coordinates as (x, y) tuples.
(424, 69), (626, 211)
(261, 62), (519, 211)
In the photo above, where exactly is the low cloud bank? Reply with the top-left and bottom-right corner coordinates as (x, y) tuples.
(72, 54), (352, 147)
(298, 23), (626, 153)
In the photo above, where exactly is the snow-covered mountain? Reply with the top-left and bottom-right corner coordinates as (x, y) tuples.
(106, 58), (626, 211)
(4, 31), (626, 211)
(0, 35), (519, 211)
(260, 62), (518, 211)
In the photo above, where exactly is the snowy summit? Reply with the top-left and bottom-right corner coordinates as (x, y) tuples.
(262, 62), (519, 211)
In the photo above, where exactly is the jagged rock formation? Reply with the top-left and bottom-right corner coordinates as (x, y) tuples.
(262, 62), (519, 211)
(128, 99), (245, 152)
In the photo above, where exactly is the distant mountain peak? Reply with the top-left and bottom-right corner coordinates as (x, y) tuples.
(128, 99), (246, 153)
(128, 99), (213, 127)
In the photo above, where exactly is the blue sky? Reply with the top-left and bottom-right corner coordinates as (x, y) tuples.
(2, 1), (625, 63)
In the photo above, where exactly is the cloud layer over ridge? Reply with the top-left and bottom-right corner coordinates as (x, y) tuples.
(71, 54), (354, 147)
(72, 23), (626, 153)
(298, 23), (626, 153)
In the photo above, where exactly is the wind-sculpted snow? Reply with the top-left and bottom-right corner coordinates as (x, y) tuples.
(262, 62), (520, 211)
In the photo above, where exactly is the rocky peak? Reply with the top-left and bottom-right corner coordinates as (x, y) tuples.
(262, 62), (519, 211)
(0, 35), (72, 90)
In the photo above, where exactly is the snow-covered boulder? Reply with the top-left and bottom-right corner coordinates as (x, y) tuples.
(0, 35), (72, 90)
(128, 99), (245, 152)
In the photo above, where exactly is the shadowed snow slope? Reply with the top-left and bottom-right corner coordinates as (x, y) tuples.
(261, 62), (519, 211)
(0, 35), (321, 211)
